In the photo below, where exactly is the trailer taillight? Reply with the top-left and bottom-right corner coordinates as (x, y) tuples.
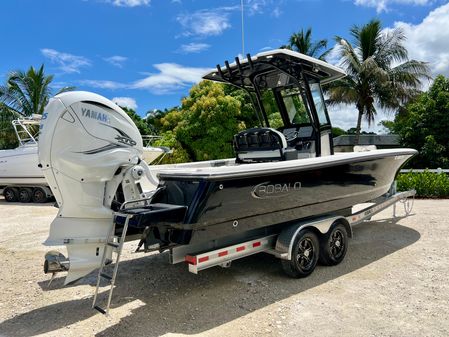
(185, 255), (197, 265)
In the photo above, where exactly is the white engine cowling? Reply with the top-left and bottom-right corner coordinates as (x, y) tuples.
(39, 91), (150, 283)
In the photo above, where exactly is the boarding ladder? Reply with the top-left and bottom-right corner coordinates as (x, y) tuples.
(91, 212), (131, 315)
(91, 195), (160, 315)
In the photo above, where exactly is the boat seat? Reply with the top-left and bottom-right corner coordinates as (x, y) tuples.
(233, 127), (292, 163)
(280, 125), (316, 159)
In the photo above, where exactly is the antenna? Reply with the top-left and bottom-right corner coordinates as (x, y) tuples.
(241, 0), (245, 57)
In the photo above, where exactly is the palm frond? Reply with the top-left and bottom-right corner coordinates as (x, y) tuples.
(0, 64), (71, 117)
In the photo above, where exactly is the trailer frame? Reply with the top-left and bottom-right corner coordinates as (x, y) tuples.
(179, 190), (415, 274)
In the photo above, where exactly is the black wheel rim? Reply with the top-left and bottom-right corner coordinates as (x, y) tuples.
(19, 190), (29, 201)
(34, 190), (44, 202)
(296, 237), (315, 271)
(329, 229), (345, 260)
(5, 190), (14, 201)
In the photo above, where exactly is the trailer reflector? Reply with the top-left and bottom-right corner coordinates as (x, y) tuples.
(185, 235), (277, 274)
(198, 256), (209, 263)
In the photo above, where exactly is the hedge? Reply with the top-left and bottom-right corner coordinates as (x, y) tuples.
(396, 171), (449, 198)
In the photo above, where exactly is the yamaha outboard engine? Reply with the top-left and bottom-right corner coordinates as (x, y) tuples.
(39, 91), (156, 283)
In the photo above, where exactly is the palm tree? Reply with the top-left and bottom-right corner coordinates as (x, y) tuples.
(0, 65), (73, 117)
(326, 19), (430, 144)
(283, 28), (329, 60)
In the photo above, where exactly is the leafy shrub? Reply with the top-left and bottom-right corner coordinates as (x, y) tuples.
(397, 170), (449, 198)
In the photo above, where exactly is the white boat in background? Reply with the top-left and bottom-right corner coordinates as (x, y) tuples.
(0, 116), (170, 203)
(141, 135), (172, 164)
(0, 115), (53, 202)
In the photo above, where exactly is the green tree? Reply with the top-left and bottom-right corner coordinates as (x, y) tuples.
(158, 108), (183, 133)
(331, 127), (346, 137)
(326, 19), (430, 145)
(145, 107), (181, 135)
(0, 65), (73, 117)
(119, 106), (151, 136)
(153, 131), (191, 164)
(175, 81), (245, 161)
(393, 75), (449, 168)
(0, 65), (73, 149)
(378, 120), (395, 134)
(282, 28), (329, 60)
(223, 85), (260, 128)
(0, 103), (18, 149)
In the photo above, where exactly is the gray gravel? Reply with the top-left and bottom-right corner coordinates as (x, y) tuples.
(0, 197), (448, 337)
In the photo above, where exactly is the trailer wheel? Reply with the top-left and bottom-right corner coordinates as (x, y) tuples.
(3, 187), (18, 202)
(281, 229), (319, 278)
(32, 187), (48, 203)
(319, 223), (348, 266)
(18, 188), (32, 203)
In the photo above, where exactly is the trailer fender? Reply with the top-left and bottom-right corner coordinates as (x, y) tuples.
(275, 216), (351, 261)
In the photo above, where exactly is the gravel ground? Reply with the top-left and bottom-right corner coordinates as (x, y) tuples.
(0, 196), (448, 337)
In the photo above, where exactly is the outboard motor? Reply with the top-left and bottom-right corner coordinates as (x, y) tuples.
(39, 91), (156, 283)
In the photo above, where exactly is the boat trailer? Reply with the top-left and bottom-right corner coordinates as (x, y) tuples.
(91, 189), (415, 315)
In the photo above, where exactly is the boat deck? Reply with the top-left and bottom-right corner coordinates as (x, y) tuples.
(154, 148), (417, 180)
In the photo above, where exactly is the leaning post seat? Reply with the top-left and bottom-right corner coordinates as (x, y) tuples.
(233, 127), (293, 163)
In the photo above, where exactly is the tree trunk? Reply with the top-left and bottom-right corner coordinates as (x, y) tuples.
(354, 107), (363, 146)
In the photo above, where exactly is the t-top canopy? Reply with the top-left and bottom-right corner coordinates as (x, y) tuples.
(203, 49), (346, 88)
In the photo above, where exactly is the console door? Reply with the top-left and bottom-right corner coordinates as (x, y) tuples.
(309, 82), (333, 156)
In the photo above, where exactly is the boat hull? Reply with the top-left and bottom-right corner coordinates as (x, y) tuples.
(0, 146), (47, 187)
(144, 149), (416, 245)
(142, 146), (165, 164)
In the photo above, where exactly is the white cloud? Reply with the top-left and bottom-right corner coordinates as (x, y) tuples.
(132, 63), (212, 94)
(41, 48), (91, 74)
(50, 81), (71, 90)
(109, 0), (150, 7)
(394, 3), (449, 77)
(177, 8), (236, 37)
(327, 104), (358, 131)
(325, 4), (449, 132)
(112, 96), (138, 110)
(79, 63), (211, 94)
(323, 44), (342, 66)
(328, 103), (390, 133)
(104, 55), (128, 68)
(247, 0), (269, 15)
(247, 0), (283, 16)
(176, 2), (282, 37)
(354, 0), (433, 13)
(272, 6), (282, 17)
(179, 43), (210, 53)
(78, 79), (127, 90)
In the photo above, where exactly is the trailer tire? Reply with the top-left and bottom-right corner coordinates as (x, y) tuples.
(18, 188), (32, 203)
(319, 222), (348, 266)
(32, 187), (48, 203)
(4, 187), (18, 202)
(281, 229), (319, 278)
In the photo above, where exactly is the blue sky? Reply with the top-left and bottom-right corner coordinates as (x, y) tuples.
(1, 0), (449, 131)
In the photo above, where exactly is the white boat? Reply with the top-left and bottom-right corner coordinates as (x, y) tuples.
(0, 115), (168, 203)
(141, 135), (171, 164)
(0, 116), (52, 202)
